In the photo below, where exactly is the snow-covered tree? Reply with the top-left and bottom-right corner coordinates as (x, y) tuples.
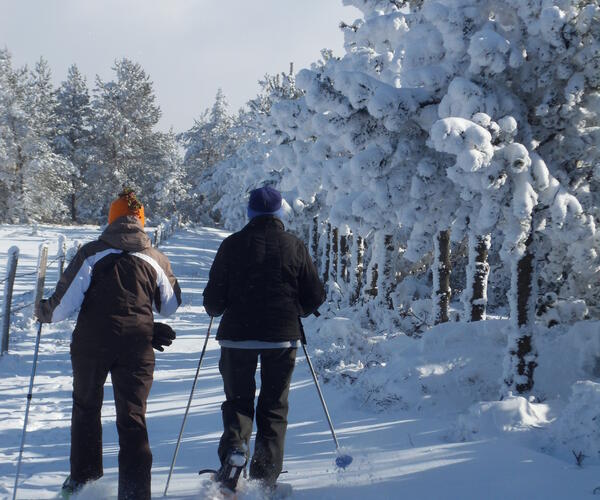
(0, 51), (71, 222)
(201, 0), (598, 395)
(0, 48), (28, 220)
(178, 89), (241, 222)
(54, 64), (93, 222)
(420, 0), (600, 393)
(180, 89), (235, 171)
(149, 129), (188, 217)
(89, 58), (181, 220)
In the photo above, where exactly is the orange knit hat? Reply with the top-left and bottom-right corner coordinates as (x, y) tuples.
(108, 188), (145, 226)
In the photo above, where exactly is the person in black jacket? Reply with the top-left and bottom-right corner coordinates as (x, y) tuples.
(36, 189), (181, 500)
(203, 186), (325, 490)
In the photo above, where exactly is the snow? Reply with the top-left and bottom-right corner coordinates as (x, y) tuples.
(3, 224), (599, 499)
(455, 394), (551, 439)
(546, 381), (600, 466)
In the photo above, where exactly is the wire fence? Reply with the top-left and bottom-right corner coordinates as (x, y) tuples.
(0, 285), (59, 321)
(0, 254), (63, 285)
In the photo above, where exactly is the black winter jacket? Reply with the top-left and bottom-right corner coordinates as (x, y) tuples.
(203, 215), (325, 342)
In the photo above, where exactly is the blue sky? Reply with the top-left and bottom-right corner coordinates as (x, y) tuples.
(0, 0), (360, 132)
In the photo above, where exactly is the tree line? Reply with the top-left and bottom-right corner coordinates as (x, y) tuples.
(0, 50), (243, 225)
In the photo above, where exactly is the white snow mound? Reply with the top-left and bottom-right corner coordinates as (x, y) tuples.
(456, 394), (550, 439)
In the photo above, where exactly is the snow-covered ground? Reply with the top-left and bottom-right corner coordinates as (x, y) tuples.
(1, 225), (599, 499)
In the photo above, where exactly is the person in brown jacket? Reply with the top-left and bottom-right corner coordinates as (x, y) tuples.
(36, 189), (181, 500)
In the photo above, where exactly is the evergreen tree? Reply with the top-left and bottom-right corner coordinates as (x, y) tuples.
(89, 58), (180, 220)
(197, 67), (304, 229)
(0, 50), (70, 222)
(179, 89), (238, 222)
(203, 0), (599, 394)
(152, 129), (188, 216)
(0, 48), (28, 221)
(180, 89), (235, 173)
(54, 64), (93, 222)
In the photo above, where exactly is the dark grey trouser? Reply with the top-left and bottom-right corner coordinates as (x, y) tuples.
(70, 335), (154, 500)
(218, 347), (297, 484)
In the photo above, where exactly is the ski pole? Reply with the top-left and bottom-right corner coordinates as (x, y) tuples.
(163, 316), (213, 497)
(13, 322), (43, 500)
(299, 318), (353, 469)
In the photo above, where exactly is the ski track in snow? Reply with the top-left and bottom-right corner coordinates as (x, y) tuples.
(0, 225), (599, 499)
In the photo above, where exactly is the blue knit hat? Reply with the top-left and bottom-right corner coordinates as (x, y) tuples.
(247, 186), (283, 219)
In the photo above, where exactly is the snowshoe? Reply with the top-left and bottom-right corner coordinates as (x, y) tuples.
(58, 476), (84, 499)
(199, 448), (247, 493)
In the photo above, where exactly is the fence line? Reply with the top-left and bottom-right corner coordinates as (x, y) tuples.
(153, 214), (182, 248)
(0, 253), (63, 284)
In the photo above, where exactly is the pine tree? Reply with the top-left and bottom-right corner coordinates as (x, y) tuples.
(54, 64), (93, 222)
(89, 58), (181, 220)
(149, 129), (188, 217)
(190, 2), (598, 399)
(178, 89), (239, 222)
(25, 58), (73, 221)
(0, 50), (71, 222)
(0, 48), (28, 221)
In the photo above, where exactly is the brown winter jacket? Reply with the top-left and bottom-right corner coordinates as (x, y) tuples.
(38, 216), (181, 350)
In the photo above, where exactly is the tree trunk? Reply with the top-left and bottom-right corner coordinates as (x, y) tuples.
(16, 144), (26, 223)
(365, 233), (380, 299)
(351, 234), (364, 305)
(70, 177), (78, 222)
(466, 233), (490, 321)
(504, 233), (537, 394)
(380, 233), (395, 309)
(433, 229), (451, 324)
(331, 227), (339, 284)
(340, 233), (350, 284)
(516, 235), (535, 328)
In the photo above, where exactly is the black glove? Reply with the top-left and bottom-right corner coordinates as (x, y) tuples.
(35, 299), (53, 323)
(152, 322), (176, 352)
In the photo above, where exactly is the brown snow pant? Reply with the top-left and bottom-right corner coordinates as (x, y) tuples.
(70, 335), (154, 500)
(218, 346), (297, 485)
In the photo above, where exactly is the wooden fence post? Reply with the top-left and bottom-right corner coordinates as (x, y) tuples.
(1, 246), (19, 354)
(32, 243), (49, 321)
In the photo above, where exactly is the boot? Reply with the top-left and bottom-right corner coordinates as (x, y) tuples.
(215, 449), (247, 492)
(60, 476), (85, 499)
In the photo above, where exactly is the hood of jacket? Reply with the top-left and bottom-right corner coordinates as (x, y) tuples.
(99, 215), (152, 252)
